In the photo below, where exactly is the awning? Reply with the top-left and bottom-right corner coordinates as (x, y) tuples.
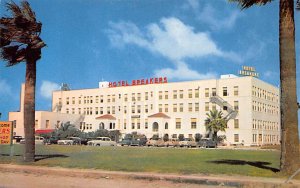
(95, 114), (116, 120)
(35, 129), (55, 134)
(148, 112), (170, 119)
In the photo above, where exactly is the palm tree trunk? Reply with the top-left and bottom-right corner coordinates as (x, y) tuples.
(279, 0), (300, 174)
(23, 59), (36, 162)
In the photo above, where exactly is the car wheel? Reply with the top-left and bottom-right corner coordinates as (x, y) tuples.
(96, 144), (100, 146)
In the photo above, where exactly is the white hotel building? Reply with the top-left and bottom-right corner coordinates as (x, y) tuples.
(9, 74), (280, 146)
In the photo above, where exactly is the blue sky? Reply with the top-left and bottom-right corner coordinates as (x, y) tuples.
(0, 0), (299, 121)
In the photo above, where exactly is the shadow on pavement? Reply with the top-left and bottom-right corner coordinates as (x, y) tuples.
(210, 159), (279, 172)
(35, 154), (69, 162)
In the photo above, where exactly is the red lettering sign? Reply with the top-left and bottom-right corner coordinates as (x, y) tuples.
(108, 77), (168, 88)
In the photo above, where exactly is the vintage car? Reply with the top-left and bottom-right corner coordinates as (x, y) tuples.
(130, 138), (147, 146)
(198, 138), (217, 148)
(57, 137), (81, 145)
(179, 138), (197, 147)
(164, 138), (179, 147)
(146, 138), (164, 147)
(87, 137), (117, 146)
(20, 136), (45, 145)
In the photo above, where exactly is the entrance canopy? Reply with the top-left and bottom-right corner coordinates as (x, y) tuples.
(35, 129), (55, 134)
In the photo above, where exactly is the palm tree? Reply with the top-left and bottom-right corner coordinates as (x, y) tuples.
(230, 0), (299, 175)
(205, 110), (228, 141)
(0, 1), (46, 162)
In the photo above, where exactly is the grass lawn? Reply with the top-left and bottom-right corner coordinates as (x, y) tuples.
(0, 144), (282, 178)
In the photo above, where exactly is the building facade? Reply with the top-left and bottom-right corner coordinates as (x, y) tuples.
(48, 75), (280, 146)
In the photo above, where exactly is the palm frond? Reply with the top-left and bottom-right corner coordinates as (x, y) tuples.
(229, 0), (273, 9)
(6, 1), (22, 18)
(21, 1), (36, 22)
(0, 45), (25, 66)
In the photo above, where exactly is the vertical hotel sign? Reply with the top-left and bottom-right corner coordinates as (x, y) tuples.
(0, 121), (12, 144)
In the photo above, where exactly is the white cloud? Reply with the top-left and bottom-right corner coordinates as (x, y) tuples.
(154, 61), (217, 81)
(263, 70), (278, 79)
(198, 4), (241, 30)
(40, 81), (60, 99)
(107, 17), (241, 80)
(108, 17), (241, 62)
(0, 79), (12, 96)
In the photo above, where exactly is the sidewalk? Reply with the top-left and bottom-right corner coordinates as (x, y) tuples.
(0, 164), (299, 187)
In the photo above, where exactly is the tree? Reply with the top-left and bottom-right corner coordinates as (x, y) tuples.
(54, 122), (81, 139)
(205, 110), (227, 141)
(230, 0), (300, 175)
(0, 1), (46, 162)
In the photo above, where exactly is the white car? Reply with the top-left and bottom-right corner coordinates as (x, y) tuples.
(57, 137), (80, 145)
(20, 136), (45, 145)
(87, 137), (116, 146)
(179, 138), (197, 147)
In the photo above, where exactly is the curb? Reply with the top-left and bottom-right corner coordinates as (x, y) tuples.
(0, 164), (299, 187)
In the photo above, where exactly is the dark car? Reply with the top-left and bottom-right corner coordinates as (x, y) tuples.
(130, 138), (147, 146)
(48, 137), (60, 144)
(198, 138), (217, 148)
(120, 139), (132, 146)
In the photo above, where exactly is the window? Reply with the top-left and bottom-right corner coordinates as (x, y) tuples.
(124, 94), (128, 102)
(72, 108), (75, 114)
(124, 106), (127, 114)
(107, 95), (111, 103)
(145, 105), (148, 113)
(223, 87), (228, 96)
(205, 102), (209, 111)
(90, 96), (93, 103)
(95, 96), (99, 103)
(100, 107), (103, 114)
(159, 104), (163, 112)
(195, 103), (199, 112)
(173, 103), (177, 112)
(132, 93), (135, 101)
(234, 119), (239, 129)
(223, 105), (228, 111)
(95, 107), (98, 115)
(145, 92), (148, 100)
(191, 118), (197, 129)
(234, 101), (239, 111)
(132, 121), (135, 129)
(56, 121), (60, 128)
(46, 120), (50, 128)
(66, 97), (69, 105)
(234, 86), (239, 96)
(179, 103), (183, 112)
(137, 93), (141, 101)
(159, 91), (163, 100)
(100, 95), (104, 103)
(164, 104), (168, 112)
(112, 95), (115, 102)
(107, 106), (111, 114)
(195, 89), (199, 98)
(124, 119), (127, 129)
(173, 90), (177, 99)
(137, 119), (140, 129)
(176, 118), (181, 129)
(179, 90), (184, 99)
(188, 89), (192, 98)
(131, 105), (135, 114)
(165, 122), (168, 129)
(234, 134), (239, 142)
(152, 122), (158, 132)
(66, 108), (69, 114)
(164, 91), (168, 99)
(212, 102), (216, 111)
(212, 88), (216, 96)
(205, 88), (209, 97)
(72, 97), (75, 104)
(145, 119), (148, 129)
(137, 105), (141, 113)
(188, 103), (193, 112)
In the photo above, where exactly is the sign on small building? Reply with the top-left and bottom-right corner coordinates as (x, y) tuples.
(0, 121), (12, 145)
(239, 66), (259, 78)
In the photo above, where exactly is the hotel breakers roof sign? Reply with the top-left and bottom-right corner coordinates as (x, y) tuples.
(239, 66), (259, 78)
(109, 77), (168, 88)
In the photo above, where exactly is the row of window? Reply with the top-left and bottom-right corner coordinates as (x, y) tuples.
(252, 119), (279, 131)
(61, 86), (240, 106)
(64, 101), (239, 115)
(252, 101), (279, 115)
(252, 86), (279, 102)
(252, 134), (279, 143)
